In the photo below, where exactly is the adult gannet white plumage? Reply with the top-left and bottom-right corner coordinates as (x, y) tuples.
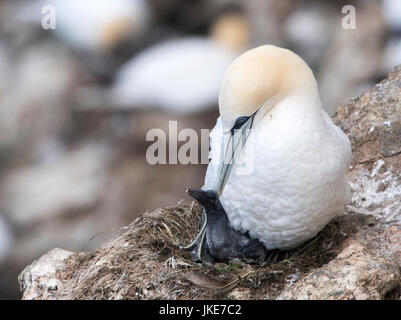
(382, 0), (401, 31)
(202, 45), (352, 251)
(380, 0), (401, 74)
(111, 14), (249, 114)
(37, 0), (149, 52)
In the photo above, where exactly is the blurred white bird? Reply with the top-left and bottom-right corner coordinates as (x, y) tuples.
(0, 43), (9, 96)
(202, 45), (352, 251)
(110, 14), (249, 114)
(381, 0), (401, 73)
(0, 215), (13, 264)
(284, 7), (333, 67)
(382, 0), (401, 31)
(37, 0), (149, 52)
(381, 38), (401, 74)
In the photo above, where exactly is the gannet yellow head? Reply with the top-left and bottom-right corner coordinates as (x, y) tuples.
(218, 45), (319, 129)
(211, 13), (249, 53)
(101, 18), (135, 50)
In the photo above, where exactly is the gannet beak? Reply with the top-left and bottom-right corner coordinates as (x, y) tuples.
(186, 188), (209, 205)
(217, 109), (258, 195)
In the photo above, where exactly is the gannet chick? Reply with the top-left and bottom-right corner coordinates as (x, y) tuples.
(111, 14), (249, 114)
(38, 0), (149, 52)
(202, 45), (352, 251)
(185, 189), (267, 264)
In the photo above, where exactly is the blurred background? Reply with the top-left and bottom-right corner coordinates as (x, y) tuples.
(0, 0), (399, 299)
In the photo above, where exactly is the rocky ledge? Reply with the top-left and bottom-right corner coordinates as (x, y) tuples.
(19, 65), (401, 300)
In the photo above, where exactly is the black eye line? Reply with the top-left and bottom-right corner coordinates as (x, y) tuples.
(231, 116), (250, 135)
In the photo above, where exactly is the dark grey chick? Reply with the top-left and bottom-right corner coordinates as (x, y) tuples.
(183, 189), (267, 264)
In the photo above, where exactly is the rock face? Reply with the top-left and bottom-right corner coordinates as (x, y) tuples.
(335, 66), (401, 223)
(18, 65), (401, 300)
(19, 249), (74, 300)
(278, 222), (401, 300)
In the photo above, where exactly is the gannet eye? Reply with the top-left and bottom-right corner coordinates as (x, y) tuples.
(208, 192), (218, 202)
(231, 116), (250, 135)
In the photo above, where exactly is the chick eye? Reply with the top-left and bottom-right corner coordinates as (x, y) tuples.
(231, 116), (249, 135)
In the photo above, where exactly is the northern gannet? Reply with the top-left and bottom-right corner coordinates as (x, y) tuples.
(37, 0), (149, 52)
(0, 215), (13, 264)
(382, 0), (401, 31)
(187, 45), (351, 260)
(381, 0), (401, 74)
(111, 14), (248, 114)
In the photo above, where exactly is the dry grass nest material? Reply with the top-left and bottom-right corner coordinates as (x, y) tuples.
(58, 202), (366, 300)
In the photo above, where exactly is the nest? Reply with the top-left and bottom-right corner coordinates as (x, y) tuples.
(57, 202), (364, 300)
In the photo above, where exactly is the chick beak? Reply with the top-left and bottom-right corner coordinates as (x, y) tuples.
(186, 188), (209, 206)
